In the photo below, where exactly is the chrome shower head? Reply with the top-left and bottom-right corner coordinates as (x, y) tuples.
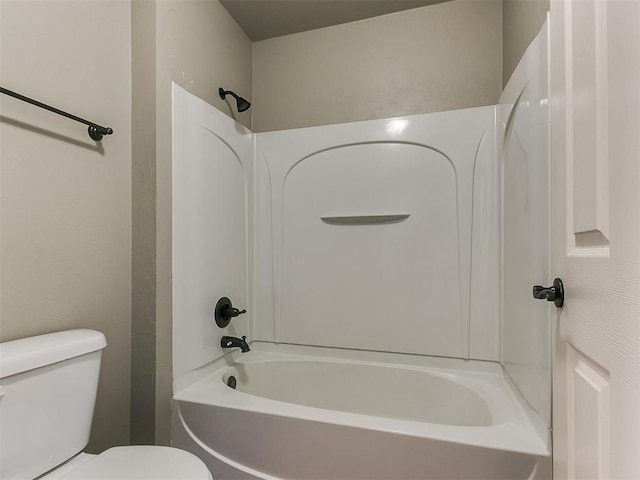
(218, 88), (251, 113)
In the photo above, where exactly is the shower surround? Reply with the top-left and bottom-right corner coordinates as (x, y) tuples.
(171, 22), (551, 480)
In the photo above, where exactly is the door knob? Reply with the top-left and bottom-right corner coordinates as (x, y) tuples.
(532, 278), (564, 308)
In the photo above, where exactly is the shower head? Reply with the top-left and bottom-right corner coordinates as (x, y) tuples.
(218, 88), (251, 113)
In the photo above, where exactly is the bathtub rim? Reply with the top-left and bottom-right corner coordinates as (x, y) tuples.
(173, 342), (550, 457)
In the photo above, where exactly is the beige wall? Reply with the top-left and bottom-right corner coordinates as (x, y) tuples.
(252, 0), (502, 132)
(0, 0), (132, 453)
(502, 0), (549, 86)
(130, 0), (252, 444)
(131, 0), (157, 445)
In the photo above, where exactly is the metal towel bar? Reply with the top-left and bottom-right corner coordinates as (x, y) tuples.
(0, 86), (113, 141)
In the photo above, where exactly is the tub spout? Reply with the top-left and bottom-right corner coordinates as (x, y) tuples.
(221, 335), (250, 353)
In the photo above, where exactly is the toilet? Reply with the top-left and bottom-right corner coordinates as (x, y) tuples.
(0, 329), (212, 480)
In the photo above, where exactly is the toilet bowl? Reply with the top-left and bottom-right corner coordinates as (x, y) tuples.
(0, 329), (212, 480)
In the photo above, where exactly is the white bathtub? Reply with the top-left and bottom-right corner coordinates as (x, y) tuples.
(173, 343), (550, 480)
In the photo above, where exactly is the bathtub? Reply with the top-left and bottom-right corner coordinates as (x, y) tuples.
(173, 343), (550, 480)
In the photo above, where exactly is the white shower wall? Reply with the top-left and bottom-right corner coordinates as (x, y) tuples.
(500, 20), (551, 425)
(172, 91), (502, 383)
(172, 84), (253, 378)
(255, 110), (500, 360)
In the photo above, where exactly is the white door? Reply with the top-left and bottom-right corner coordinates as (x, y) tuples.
(550, 0), (640, 478)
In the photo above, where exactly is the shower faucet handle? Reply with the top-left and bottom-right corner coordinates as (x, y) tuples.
(215, 296), (247, 328)
(227, 307), (247, 317)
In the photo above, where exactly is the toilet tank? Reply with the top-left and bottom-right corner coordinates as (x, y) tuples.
(0, 329), (107, 480)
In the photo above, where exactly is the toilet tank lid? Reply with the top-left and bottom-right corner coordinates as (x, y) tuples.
(0, 329), (107, 379)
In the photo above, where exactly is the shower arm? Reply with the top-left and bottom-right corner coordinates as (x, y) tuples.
(218, 89), (241, 101)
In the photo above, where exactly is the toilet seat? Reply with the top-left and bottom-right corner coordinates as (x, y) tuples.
(49, 446), (212, 480)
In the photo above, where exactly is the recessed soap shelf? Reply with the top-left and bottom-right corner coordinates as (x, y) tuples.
(320, 214), (410, 225)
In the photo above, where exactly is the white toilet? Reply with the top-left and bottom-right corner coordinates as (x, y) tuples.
(0, 329), (212, 480)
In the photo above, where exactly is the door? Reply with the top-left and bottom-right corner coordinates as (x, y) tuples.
(550, 0), (640, 478)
